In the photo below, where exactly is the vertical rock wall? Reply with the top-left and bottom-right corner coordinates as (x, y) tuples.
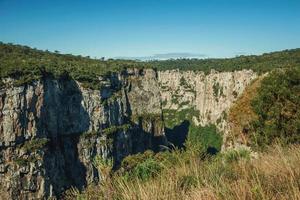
(0, 68), (257, 199)
(0, 69), (166, 199)
(158, 69), (257, 147)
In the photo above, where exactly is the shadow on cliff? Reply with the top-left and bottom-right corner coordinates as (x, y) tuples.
(112, 116), (169, 168)
(165, 120), (190, 149)
(39, 73), (91, 197)
(111, 85), (169, 168)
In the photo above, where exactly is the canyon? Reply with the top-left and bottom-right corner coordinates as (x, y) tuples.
(0, 68), (257, 199)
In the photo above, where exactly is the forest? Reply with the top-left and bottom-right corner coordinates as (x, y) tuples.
(1, 42), (300, 88)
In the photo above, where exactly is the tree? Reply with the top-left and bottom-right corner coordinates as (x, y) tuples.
(250, 67), (300, 147)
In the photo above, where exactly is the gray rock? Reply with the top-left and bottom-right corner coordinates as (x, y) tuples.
(0, 68), (257, 199)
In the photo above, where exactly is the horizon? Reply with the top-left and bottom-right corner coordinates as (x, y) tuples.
(1, 0), (300, 60)
(2, 41), (298, 62)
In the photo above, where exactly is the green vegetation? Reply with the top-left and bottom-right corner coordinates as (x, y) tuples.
(163, 107), (222, 152)
(21, 138), (49, 152)
(186, 124), (223, 152)
(149, 48), (300, 74)
(66, 144), (300, 200)
(163, 108), (199, 129)
(80, 124), (132, 139)
(212, 82), (224, 99)
(126, 158), (162, 181)
(64, 66), (300, 199)
(130, 113), (162, 123)
(250, 67), (300, 147)
(227, 77), (262, 146)
(103, 124), (132, 136)
(0, 42), (146, 88)
(101, 90), (123, 106)
(80, 131), (99, 139)
(1, 42), (300, 89)
(222, 146), (251, 163)
(93, 155), (113, 179)
(14, 155), (41, 166)
(14, 158), (29, 166)
(2, 42), (300, 199)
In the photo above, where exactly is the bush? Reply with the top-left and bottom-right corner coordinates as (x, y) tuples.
(1, 42), (300, 88)
(22, 138), (49, 152)
(250, 67), (300, 147)
(186, 124), (223, 154)
(131, 158), (162, 181)
(222, 146), (251, 163)
(121, 150), (154, 171)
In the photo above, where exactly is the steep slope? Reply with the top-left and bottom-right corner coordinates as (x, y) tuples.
(4, 43), (298, 199)
(0, 67), (257, 199)
(0, 69), (167, 199)
(158, 69), (257, 149)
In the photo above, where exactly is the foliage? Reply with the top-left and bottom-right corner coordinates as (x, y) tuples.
(130, 113), (162, 123)
(213, 82), (223, 98)
(1, 42), (300, 89)
(130, 158), (162, 181)
(250, 68), (300, 147)
(14, 158), (29, 166)
(73, 144), (300, 200)
(120, 150), (155, 172)
(119, 151), (162, 181)
(93, 155), (113, 181)
(80, 131), (98, 139)
(222, 146), (251, 163)
(21, 138), (49, 152)
(102, 124), (132, 136)
(227, 77), (262, 145)
(149, 49), (300, 74)
(119, 149), (185, 181)
(186, 124), (223, 153)
(163, 108), (199, 129)
(0, 42), (146, 88)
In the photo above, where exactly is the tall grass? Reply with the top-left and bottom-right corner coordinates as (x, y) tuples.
(65, 144), (300, 200)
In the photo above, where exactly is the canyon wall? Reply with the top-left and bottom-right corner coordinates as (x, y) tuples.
(158, 69), (257, 146)
(0, 68), (257, 199)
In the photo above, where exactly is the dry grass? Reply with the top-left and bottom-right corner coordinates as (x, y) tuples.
(227, 77), (264, 147)
(68, 144), (300, 200)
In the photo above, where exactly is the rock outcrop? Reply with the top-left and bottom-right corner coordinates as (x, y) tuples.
(0, 68), (257, 199)
(157, 69), (257, 147)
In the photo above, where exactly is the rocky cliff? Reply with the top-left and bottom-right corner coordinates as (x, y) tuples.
(157, 69), (257, 148)
(0, 68), (256, 199)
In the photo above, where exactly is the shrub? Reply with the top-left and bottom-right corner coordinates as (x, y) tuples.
(250, 67), (300, 147)
(186, 124), (223, 154)
(227, 77), (262, 146)
(222, 146), (251, 163)
(14, 158), (28, 166)
(80, 131), (98, 139)
(120, 150), (154, 172)
(93, 155), (113, 181)
(22, 138), (49, 152)
(131, 158), (162, 181)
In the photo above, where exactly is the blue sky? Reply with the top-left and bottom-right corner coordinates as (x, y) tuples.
(0, 0), (300, 60)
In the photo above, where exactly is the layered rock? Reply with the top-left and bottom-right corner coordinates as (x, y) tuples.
(0, 69), (166, 199)
(158, 69), (257, 147)
(0, 68), (257, 199)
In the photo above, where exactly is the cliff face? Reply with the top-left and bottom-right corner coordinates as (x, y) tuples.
(0, 68), (256, 199)
(158, 70), (257, 143)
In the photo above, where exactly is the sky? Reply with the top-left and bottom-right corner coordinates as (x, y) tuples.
(0, 0), (300, 60)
